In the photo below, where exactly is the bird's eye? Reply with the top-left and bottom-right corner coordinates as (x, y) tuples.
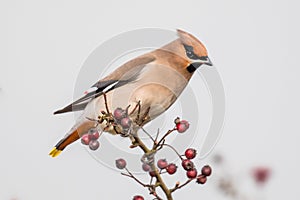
(184, 45), (198, 59)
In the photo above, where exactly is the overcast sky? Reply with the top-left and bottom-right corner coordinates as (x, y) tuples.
(1, 0), (299, 200)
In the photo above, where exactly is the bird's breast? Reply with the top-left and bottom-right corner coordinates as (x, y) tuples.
(85, 63), (189, 125)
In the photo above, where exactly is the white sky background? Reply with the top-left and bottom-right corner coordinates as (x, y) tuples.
(0, 0), (299, 199)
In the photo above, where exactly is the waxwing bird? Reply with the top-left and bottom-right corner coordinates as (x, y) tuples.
(49, 29), (212, 157)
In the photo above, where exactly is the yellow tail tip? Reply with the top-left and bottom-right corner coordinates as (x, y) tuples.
(49, 147), (62, 157)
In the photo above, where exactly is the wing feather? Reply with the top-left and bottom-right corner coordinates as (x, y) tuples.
(53, 54), (155, 115)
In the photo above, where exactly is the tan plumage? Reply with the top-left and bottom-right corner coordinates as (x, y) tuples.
(49, 29), (212, 157)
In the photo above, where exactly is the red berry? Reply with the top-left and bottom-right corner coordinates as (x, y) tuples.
(187, 168), (198, 179)
(201, 165), (212, 177)
(89, 140), (100, 150)
(121, 117), (132, 128)
(253, 167), (270, 184)
(114, 108), (124, 120)
(81, 134), (90, 145)
(166, 163), (177, 175)
(149, 171), (156, 177)
(157, 159), (168, 169)
(88, 131), (100, 140)
(132, 195), (144, 200)
(176, 120), (190, 133)
(185, 148), (197, 159)
(142, 163), (151, 172)
(196, 174), (207, 184)
(115, 158), (127, 169)
(181, 159), (194, 171)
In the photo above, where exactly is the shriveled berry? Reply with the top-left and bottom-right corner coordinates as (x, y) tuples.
(187, 168), (198, 179)
(201, 165), (212, 177)
(132, 195), (144, 200)
(176, 120), (190, 133)
(166, 163), (177, 175)
(196, 174), (207, 184)
(89, 131), (100, 140)
(174, 117), (180, 124)
(157, 159), (168, 169)
(81, 134), (90, 145)
(115, 158), (127, 169)
(142, 163), (151, 172)
(114, 108), (125, 120)
(121, 117), (132, 128)
(181, 159), (194, 171)
(89, 140), (100, 150)
(185, 148), (197, 159)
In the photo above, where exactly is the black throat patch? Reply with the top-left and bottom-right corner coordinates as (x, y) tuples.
(186, 62), (202, 73)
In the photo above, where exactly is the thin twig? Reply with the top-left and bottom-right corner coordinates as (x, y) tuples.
(155, 128), (160, 142)
(161, 144), (183, 160)
(149, 188), (163, 200)
(141, 127), (155, 142)
(170, 178), (195, 193)
(129, 100), (141, 115)
(155, 128), (176, 149)
(122, 168), (151, 188)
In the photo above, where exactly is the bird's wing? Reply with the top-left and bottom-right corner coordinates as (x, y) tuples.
(54, 55), (156, 115)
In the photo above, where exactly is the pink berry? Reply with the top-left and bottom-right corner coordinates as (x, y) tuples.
(115, 158), (127, 169)
(142, 163), (151, 172)
(176, 120), (190, 133)
(185, 148), (197, 159)
(89, 140), (100, 150)
(181, 159), (194, 171)
(157, 159), (168, 169)
(81, 134), (90, 145)
(196, 174), (207, 184)
(187, 168), (198, 179)
(114, 108), (124, 120)
(201, 165), (212, 177)
(121, 117), (132, 128)
(166, 163), (177, 175)
(89, 131), (100, 140)
(132, 195), (144, 200)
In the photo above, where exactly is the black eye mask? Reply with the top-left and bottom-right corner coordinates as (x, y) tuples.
(184, 45), (199, 60)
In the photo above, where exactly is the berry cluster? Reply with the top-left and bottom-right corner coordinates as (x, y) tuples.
(113, 107), (132, 130)
(86, 102), (213, 200)
(81, 128), (101, 150)
(181, 149), (212, 184)
(148, 149), (212, 183)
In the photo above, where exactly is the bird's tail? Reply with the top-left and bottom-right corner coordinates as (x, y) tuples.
(49, 120), (96, 158)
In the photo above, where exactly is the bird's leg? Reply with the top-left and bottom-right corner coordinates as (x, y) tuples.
(129, 100), (141, 115)
(138, 106), (151, 126)
(134, 101), (142, 123)
(102, 92), (110, 114)
(125, 104), (131, 115)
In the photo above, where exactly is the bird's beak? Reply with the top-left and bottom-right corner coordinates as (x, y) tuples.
(203, 56), (213, 66)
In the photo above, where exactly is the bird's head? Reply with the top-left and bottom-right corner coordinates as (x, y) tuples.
(177, 29), (213, 73)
